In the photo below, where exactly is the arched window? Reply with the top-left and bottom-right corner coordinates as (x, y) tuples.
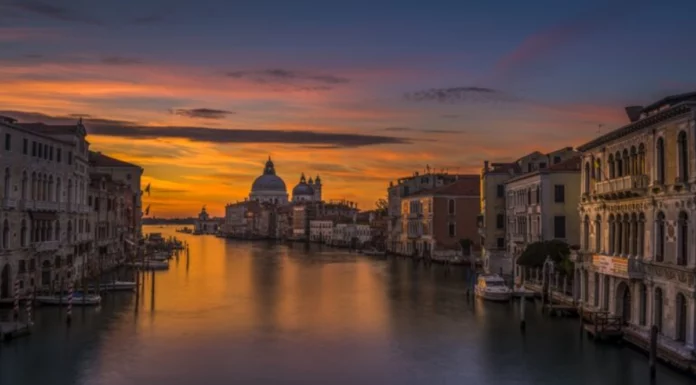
(448, 199), (455, 214)
(67, 220), (73, 243)
(4, 167), (10, 198)
(48, 175), (53, 202)
(21, 171), (27, 200)
(676, 293), (687, 342)
(638, 143), (646, 174)
(56, 178), (61, 203)
(20, 220), (26, 247)
(593, 272), (600, 307)
(595, 215), (602, 252)
(2, 219), (8, 249)
(55, 221), (60, 242)
(622, 149), (630, 176)
(654, 287), (663, 332)
(608, 154), (615, 179)
(616, 151), (623, 177)
(583, 215), (590, 250)
(678, 131), (688, 182)
(67, 179), (73, 204)
(595, 159), (603, 182)
(584, 162), (591, 193)
(656, 137), (665, 184)
(639, 283), (647, 326)
(30, 172), (36, 200)
(630, 146), (638, 176)
(678, 211), (688, 266)
(656, 212), (665, 262)
(608, 214), (615, 254)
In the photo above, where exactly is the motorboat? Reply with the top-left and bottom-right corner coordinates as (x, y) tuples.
(35, 293), (102, 306)
(475, 274), (512, 302)
(128, 260), (169, 270)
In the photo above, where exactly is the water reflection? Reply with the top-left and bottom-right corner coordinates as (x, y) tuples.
(0, 225), (693, 385)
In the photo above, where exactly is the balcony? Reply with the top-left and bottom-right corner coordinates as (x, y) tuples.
(34, 202), (58, 211)
(511, 233), (527, 243)
(595, 175), (649, 199)
(527, 204), (540, 214)
(591, 254), (644, 279)
(2, 198), (17, 209)
(35, 241), (59, 252)
(513, 205), (527, 214)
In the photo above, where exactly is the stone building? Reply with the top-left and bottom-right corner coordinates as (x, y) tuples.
(479, 147), (578, 273)
(504, 156), (581, 278)
(399, 176), (480, 258)
(576, 92), (696, 357)
(193, 206), (219, 234)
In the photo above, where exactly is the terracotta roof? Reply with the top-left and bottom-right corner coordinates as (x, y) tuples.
(410, 175), (480, 197)
(548, 155), (582, 172)
(89, 151), (141, 169)
(488, 162), (521, 174)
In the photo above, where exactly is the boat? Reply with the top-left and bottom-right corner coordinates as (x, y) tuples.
(128, 260), (169, 270)
(362, 248), (386, 257)
(35, 294), (102, 306)
(474, 274), (512, 302)
(91, 281), (137, 292)
(150, 251), (171, 261)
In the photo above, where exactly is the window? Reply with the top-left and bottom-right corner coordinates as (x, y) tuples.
(496, 237), (504, 248)
(535, 188), (539, 203)
(527, 190), (531, 205)
(496, 214), (504, 229)
(38, 143), (42, 158)
(57, 149), (62, 162)
(448, 222), (456, 237)
(554, 185), (565, 203)
(18, 260), (26, 274)
(448, 199), (455, 215)
(22, 138), (27, 154)
(553, 156), (561, 164)
(678, 212), (688, 266)
(496, 184), (504, 198)
(4, 133), (10, 151)
(554, 216), (566, 238)
(656, 212), (665, 262)
(656, 137), (665, 184)
(68, 151), (73, 165)
(539, 162), (547, 169)
(49, 146), (53, 161)
(527, 164), (533, 172)
(31, 141), (36, 157)
(678, 131), (688, 182)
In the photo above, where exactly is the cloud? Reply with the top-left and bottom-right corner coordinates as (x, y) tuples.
(100, 56), (143, 66)
(226, 69), (350, 87)
(170, 108), (234, 120)
(3, 110), (409, 148)
(382, 127), (461, 134)
(10, 1), (98, 24)
(0, 27), (55, 42)
(404, 86), (516, 104)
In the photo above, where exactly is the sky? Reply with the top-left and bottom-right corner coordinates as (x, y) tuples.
(2, 0), (696, 217)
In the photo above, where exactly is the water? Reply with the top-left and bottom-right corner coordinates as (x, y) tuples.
(0, 225), (692, 385)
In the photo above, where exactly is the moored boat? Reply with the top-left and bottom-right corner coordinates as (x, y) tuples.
(475, 274), (512, 302)
(91, 281), (137, 292)
(362, 248), (386, 257)
(128, 260), (169, 270)
(35, 294), (102, 306)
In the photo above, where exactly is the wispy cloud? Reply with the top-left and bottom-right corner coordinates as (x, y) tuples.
(226, 69), (350, 90)
(382, 127), (461, 134)
(100, 56), (143, 66)
(4, 110), (409, 148)
(10, 1), (99, 24)
(170, 108), (234, 120)
(0, 27), (56, 42)
(404, 87), (516, 103)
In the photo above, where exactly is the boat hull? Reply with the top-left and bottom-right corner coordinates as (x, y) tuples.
(35, 295), (102, 306)
(475, 287), (512, 302)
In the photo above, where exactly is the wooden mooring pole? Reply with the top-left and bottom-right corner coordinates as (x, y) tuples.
(520, 292), (526, 332)
(649, 325), (658, 380)
(150, 270), (156, 311)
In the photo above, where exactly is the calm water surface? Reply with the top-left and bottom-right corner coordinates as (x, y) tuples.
(0, 225), (692, 385)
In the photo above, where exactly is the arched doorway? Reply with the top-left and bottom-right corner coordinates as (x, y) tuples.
(1, 263), (10, 298)
(616, 281), (631, 323)
(676, 293), (687, 342)
(41, 260), (52, 287)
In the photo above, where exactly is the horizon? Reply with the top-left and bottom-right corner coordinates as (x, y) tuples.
(2, 0), (696, 217)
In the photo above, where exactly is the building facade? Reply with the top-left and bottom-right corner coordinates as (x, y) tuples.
(576, 93), (696, 356)
(399, 176), (480, 258)
(504, 156), (581, 277)
(193, 206), (219, 234)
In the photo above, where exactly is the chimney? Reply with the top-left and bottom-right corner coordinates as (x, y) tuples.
(625, 106), (643, 123)
(483, 160), (489, 172)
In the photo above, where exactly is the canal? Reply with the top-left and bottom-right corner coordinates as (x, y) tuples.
(0, 225), (692, 385)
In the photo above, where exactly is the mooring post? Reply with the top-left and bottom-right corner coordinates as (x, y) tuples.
(649, 325), (658, 380)
(150, 270), (156, 311)
(520, 292), (526, 332)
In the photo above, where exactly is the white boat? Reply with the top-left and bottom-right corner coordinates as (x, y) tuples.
(128, 260), (169, 270)
(475, 274), (512, 302)
(35, 294), (102, 306)
(150, 251), (171, 261)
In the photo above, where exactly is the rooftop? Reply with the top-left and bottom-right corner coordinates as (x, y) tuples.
(410, 175), (480, 198)
(89, 151), (142, 169)
(506, 155), (581, 183)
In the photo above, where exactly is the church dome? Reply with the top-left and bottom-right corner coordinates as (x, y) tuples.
(251, 157), (287, 192)
(292, 173), (314, 196)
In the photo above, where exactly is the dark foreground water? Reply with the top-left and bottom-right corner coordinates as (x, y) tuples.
(0, 226), (692, 385)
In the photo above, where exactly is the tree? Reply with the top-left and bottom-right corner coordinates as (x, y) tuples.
(459, 238), (473, 256)
(375, 198), (388, 216)
(516, 240), (573, 276)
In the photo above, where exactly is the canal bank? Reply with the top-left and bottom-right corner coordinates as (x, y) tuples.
(0, 225), (693, 385)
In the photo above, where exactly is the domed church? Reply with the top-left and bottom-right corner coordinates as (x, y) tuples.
(249, 157), (289, 204)
(292, 173), (322, 203)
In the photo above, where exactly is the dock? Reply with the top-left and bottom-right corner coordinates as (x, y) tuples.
(0, 322), (31, 342)
(582, 311), (623, 342)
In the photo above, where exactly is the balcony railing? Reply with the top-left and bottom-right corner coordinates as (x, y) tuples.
(2, 198), (17, 209)
(35, 241), (59, 252)
(513, 205), (527, 214)
(595, 174), (649, 197)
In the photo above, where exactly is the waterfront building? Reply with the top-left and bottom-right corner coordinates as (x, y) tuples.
(223, 200), (260, 237)
(309, 218), (334, 243)
(193, 206), (219, 234)
(292, 173), (322, 203)
(398, 176), (481, 258)
(504, 156), (581, 278)
(576, 92), (696, 356)
(479, 147), (578, 273)
(249, 157), (288, 204)
(386, 170), (461, 254)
